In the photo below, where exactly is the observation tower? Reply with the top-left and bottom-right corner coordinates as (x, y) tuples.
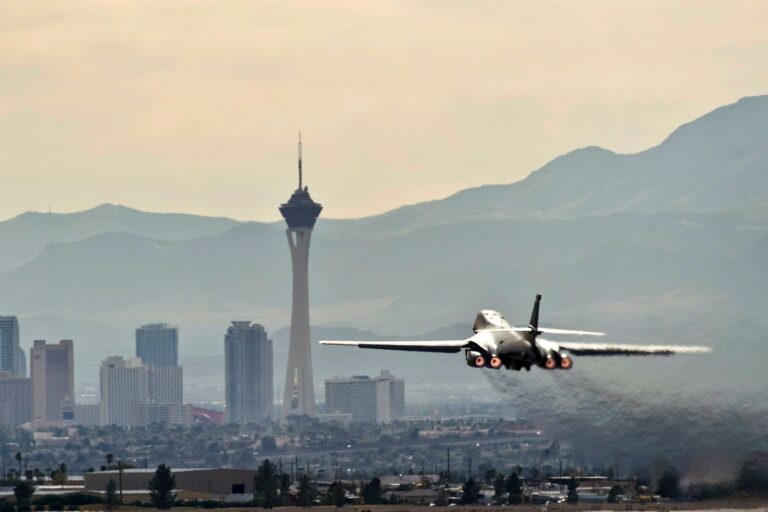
(279, 135), (322, 417)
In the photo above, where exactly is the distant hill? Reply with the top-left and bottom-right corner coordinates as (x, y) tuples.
(2, 211), (761, 330)
(0, 203), (238, 271)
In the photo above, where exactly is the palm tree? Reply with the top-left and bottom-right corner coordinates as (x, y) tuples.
(14, 452), (22, 474)
(52, 464), (68, 486)
(106, 453), (114, 468)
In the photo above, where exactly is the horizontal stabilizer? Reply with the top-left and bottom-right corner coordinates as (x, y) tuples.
(511, 327), (605, 336)
(319, 339), (468, 353)
(553, 340), (712, 356)
(539, 327), (606, 337)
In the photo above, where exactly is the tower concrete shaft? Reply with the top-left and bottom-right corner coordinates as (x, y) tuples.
(282, 227), (316, 417)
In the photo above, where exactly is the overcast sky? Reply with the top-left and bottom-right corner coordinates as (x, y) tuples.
(1, 1), (767, 221)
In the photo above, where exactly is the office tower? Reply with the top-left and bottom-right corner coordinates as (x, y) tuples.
(389, 374), (406, 419)
(149, 366), (183, 404)
(0, 373), (33, 427)
(325, 371), (405, 424)
(224, 322), (273, 423)
(0, 316), (20, 376)
(17, 348), (26, 378)
(279, 136), (322, 417)
(99, 357), (149, 426)
(31, 339), (75, 422)
(136, 323), (178, 368)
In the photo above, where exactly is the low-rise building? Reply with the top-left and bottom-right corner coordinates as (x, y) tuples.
(84, 468), (256, 499)
(130, 403), (192, 426)
(75, 403), (100, 426)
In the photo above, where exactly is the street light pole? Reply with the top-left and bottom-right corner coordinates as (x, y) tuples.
(118, 461), (124, 503)
(447, 448), (451, 484)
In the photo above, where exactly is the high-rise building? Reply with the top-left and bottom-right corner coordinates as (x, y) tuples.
(224, 322), (273, 423)
(136, 323), (178, 368)
(0, 316), (20, 376)
(0, 372), (33, 427)
(325, 371), (405, 424)
(17, 348), (26, 378)
(279, 136), (322, 418)
(149, 366), (183, 404)
(99, 357), (149, 426)
(31, 339), (75, 422)
(100, 355), (182, 427)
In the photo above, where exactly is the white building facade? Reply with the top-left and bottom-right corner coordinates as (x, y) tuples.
(99, 357), (149, 426)
(325, 371), (405, 424)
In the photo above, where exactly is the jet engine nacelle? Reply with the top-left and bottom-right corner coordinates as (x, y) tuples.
(465, 350), (486, 368)
(540, 351), (573, 370)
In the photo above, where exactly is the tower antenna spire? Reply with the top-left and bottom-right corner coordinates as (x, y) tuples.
(298, 131), (303, 190)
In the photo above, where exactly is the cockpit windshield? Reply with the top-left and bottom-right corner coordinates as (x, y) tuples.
(473, 310), (512, 332)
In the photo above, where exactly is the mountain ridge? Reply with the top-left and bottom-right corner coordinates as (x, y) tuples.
(2, 94), (767, 254)
(320, 95), (768, 237)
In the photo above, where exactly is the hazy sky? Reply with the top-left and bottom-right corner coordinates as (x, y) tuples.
(1, 1), (767, 222)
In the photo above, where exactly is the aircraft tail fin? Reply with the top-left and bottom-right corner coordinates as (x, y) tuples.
(529, 294), (541, 331)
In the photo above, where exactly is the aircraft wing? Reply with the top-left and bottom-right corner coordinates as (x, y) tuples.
(553, 340), (712, 356)
(319, 339), (469, 353)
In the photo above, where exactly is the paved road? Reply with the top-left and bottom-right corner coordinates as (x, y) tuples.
(257, 433), (544, 459)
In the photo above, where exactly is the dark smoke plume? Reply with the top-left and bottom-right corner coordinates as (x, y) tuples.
(486, 351), (768, 479)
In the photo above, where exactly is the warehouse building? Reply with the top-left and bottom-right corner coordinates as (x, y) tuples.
(84, 468), (257, 499)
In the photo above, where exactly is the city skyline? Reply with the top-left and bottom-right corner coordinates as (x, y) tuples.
(1, 313), (413, 428)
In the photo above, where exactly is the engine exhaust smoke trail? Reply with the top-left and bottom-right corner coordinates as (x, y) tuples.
(485, 353), (768, 478)
(554, 340), (712, 356)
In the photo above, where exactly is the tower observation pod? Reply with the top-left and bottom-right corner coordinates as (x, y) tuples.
(279, 134), (322, 418)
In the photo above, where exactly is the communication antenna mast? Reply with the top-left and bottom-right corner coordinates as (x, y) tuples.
(298, 131), (303, 190)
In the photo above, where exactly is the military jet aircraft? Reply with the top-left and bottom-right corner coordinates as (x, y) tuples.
(320, 294), (711, 371)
